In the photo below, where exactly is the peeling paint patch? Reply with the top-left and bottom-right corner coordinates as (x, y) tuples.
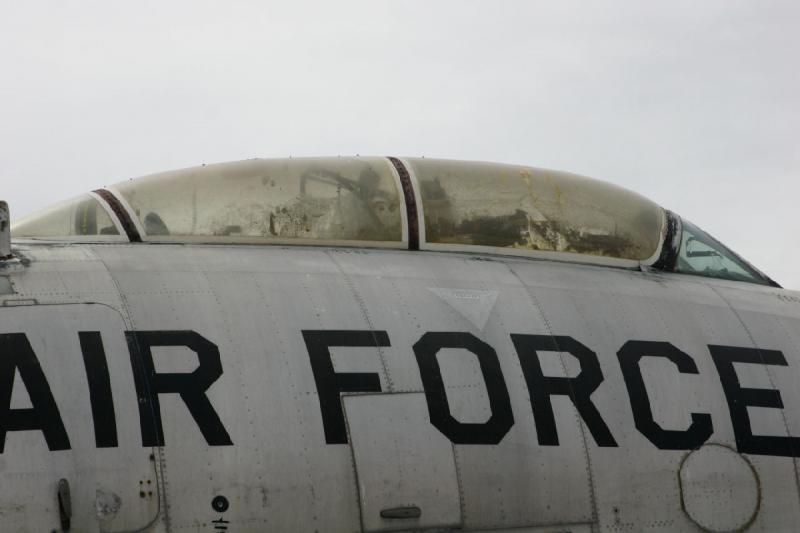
(96, 489), (122, 519)
(0, 276), (12, 295)
(0, 503), (25, 516)
(2, 298), (37, 307)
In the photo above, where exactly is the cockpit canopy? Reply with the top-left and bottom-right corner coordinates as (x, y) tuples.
(11, 156), (778, 287)
(410, 158), (662, 261)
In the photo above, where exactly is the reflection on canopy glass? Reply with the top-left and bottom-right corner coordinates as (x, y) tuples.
(407, 158), (664, 261)
(111, 157), (403, 243)
(12, 195), (119, 237)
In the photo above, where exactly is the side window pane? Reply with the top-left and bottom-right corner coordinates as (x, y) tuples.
(111, 158), (403, 243)
(407, 158), (664, 261)
(12, 195), (119, 237)
(675, 220), (770, 285)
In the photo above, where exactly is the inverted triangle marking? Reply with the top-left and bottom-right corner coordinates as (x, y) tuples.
(427, 288), (499, 331)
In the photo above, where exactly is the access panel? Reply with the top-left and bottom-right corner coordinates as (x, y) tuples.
(344, 392), (462, 532)
(0, 303), (160, 532)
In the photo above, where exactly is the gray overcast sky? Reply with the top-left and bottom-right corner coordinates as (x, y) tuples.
(2, 1), (798, 288)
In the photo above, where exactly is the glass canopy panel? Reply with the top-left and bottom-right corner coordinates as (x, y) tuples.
(12, 194), (120, 237)
(675, 219), (772, 286)
(111, 157), (403, 244)
(407, 158), (664, 261)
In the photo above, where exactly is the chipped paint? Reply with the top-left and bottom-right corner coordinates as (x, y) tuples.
(96, 489), (122, 520)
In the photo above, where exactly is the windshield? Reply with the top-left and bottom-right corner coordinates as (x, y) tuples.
(674, 219), (774, 286)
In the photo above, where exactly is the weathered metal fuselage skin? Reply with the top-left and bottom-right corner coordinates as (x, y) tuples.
(1, 242), (799, 533)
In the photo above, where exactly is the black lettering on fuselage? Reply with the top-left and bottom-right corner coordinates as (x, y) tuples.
(0, 333), (71, 452)
(126, 330), (233, 447)
(303, 330), (388, 444)
(3, 322), (800, 460)
(414, 332), (514, 444)
(79, 331), (118, 448)
(710, 345), (800, 457)
(617, 341), (713, 450)
(511, 334), (617, 447)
